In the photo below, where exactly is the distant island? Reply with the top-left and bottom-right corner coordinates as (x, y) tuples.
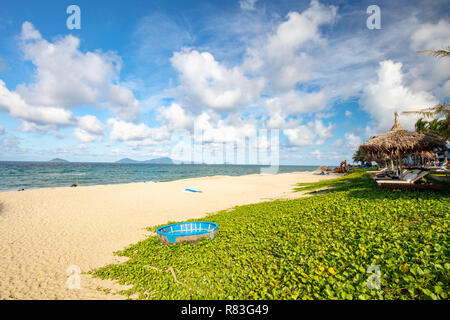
(116, 157), (174, 164)
(116, 158), (139, 163)
(48, 158), (69, 163)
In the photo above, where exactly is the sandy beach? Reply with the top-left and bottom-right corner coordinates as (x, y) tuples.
(0, 171), (339, 300)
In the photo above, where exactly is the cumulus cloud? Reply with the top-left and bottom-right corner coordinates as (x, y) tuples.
(107, 118), (169, 144)
(170, 49), (264, 111)
(106, 84), (139, 122)
(77, 115), (104, 134)
(0, 80), (74, 125)
(283, 119), (333, 146)
(158, 103), (193, 130)
(74, 128), (97, 143)
(361, 60), (437, 133)
(410, 19), (450, 52)
(0, 22), (140, 133)
(408, 20), (450, 98)
(19, 121), (55, 134)
(265, 89), (329, 117)
(194, 112), (258, 144)
(331, 138), (343, 148)
(243, 0), (337, 91)
(344, 132), (362, 151)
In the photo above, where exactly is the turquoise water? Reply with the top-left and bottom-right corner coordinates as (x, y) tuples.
(0, 162), (319, 191)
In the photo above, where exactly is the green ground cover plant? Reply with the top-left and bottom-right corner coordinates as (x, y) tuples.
(93, 170), (449, 299)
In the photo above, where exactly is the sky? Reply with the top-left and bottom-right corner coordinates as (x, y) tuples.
(0, 0), (449, 165)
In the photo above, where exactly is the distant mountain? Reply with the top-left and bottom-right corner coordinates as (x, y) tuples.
(116, 157), (173, 164)
(116, 158), (140, 163)
(142, 157), (173, 164)
(49, 158), (69, 163)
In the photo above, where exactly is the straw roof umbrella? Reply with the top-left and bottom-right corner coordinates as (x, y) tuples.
(359, 112), (445, 172)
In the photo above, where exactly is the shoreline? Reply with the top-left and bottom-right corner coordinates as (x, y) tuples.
(0, 171), (340, 299)
(0, 169), (325, 193)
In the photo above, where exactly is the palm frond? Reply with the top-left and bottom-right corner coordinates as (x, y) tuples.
(402, 103), (450, 118)
(403, 110), (436, 118)
(419, 48), (450, 58)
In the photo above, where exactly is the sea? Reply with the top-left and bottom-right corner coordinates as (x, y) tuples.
(0, 161), (319, 191)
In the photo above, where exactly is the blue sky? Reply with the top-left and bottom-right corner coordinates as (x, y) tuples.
(0, 0), (449, 165)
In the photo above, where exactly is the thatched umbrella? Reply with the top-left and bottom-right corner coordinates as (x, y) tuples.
(359, 112), (445, 173)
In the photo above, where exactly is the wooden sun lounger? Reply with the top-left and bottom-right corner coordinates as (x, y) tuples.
(431, 168), (450, 175)
(378, 182), (443, 191)
(367, 167), (388, 175)
(376, 171), (442, 190)
(377, 171), (429, 185)
(372, 169), (408, 181)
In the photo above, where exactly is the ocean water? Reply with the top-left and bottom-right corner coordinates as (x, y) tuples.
(0, 162), (319, 191)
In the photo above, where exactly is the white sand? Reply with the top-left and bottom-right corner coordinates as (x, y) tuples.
(0, 171), (338, 300)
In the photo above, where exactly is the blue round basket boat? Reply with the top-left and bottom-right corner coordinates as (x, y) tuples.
(156, 221), (218, 244)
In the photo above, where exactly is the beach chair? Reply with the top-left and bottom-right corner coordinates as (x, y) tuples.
(431, 162), (450, 175)
(373, 169), (407, 181)
(376, 171), (441, 190)
(367, 167), (388, 175)
(433, 168), (450, 175)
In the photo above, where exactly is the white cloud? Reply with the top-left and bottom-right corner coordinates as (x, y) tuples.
(316, 112), (335, 119)
(345, 110), (352, 117)
(19, 120), (54, 134)
(158, 103), (193, 130)
(344, 132), (362, 151)
(0, 80), (74, 125)
(77, 115), (104, 134)
(20, 21), (41, 41)
(0, 125), (4, 135)
(410, 19), (450, 52)
(106, 84), (139, 122)
(0, 134), (23, 154)
(284, 126), (317, 147)
(1, 21), (140, 131)
(408, 20), (450, 99)
(194, 112), (257, 144)
(17, 23), (120, 108)
(265, 89), (329, 116)
(171, 49), (264, 111)
(107, 118), (169, 143)
(243, 0), (337, 91)
(283, 119), (333, 146)
(331, 138), (343, 148)
(361, 60), (437, 133)
(74, 128), (97, 143)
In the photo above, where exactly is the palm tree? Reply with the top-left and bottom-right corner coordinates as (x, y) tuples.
(402, 47), (450, 163)
(403, 46), (450, 121)
(403, 102), (450, 138)
(352, 150), (371, 167)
